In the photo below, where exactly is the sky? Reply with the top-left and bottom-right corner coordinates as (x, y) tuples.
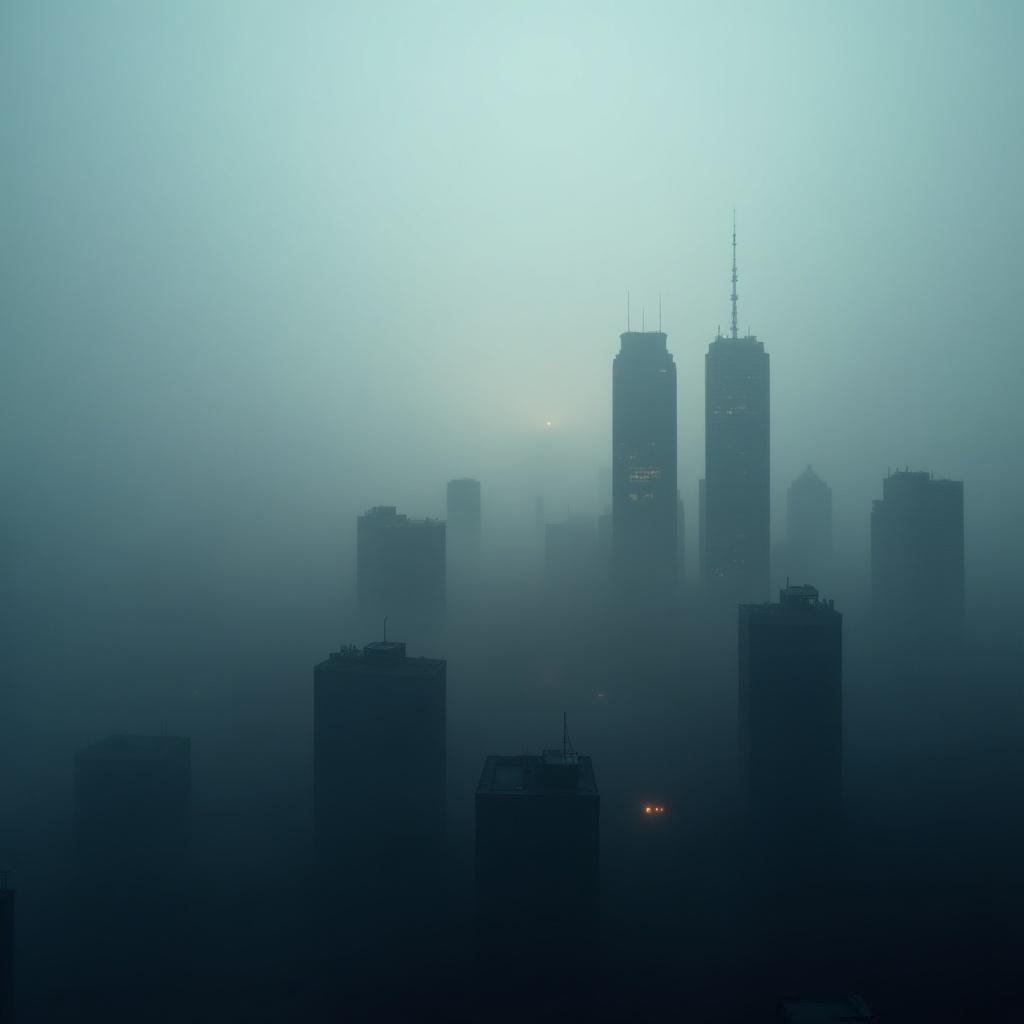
(2, 0), (1023, 593)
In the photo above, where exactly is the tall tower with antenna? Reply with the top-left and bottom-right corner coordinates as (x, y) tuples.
(730, 209), (739, 340)
(701, 215), (771, 603)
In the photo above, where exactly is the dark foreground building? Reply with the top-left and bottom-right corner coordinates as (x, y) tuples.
(703, 222), (770, 604)
(356, 505), (446, 652)
(314, 640), (446, 894)
(739, 586), (842, 870)
(611, 329), (677, 606)
(475, 744), (599, 983)
(870, 469), (964, 637)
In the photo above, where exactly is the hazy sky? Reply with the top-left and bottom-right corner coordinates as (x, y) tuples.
(3, 1), (1023, 586)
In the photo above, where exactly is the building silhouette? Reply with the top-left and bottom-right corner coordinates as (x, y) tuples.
(871, 469), (964, 636)
(75, 734), (191, 884)
(785, 464), (833, 581)
(475, 736), (599, 976)
(356, 506), (445, 651)
(611, 327), (677, 604)
(703, 220), (770, 604)
(314, 639), (446, 896)
(446, 478), (481, 568)
(0, 877), (11, 1024)
(739, 585), (842, 867)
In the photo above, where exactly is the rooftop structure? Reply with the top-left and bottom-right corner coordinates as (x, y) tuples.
(703, 218), (770, 604)
(475, 734), (600, 973)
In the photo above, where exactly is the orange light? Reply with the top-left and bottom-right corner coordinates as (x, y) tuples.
(644, 806), (653, 814)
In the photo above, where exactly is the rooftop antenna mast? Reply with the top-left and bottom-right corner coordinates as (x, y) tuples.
(730, 208), (739, 340)
(561, 711), (575, 760)
(627, 290), (631, 331)
(659, 292), (662, 332)
(383, 616), (387, 643)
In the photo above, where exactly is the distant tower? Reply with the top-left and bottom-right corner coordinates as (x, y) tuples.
(356, 506), (446, 652)
(75, 735), (191, 885)
(739, 586), (843, 867)
(870, 470), (964, 635)
(703, 217), (770, 603)
(612, 328), (678, 604)
(314, 640), (446, 898)
(475, 734), (599, 975)
(786, 465), (833, 580)
(446, 478), (481, 567)
(0, 876), (11, 1024)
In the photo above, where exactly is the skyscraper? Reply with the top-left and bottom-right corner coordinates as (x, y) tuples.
(786, 465), (833, 581)
(703, 219), (770, 604)
(739, 585), (843, 866)
(314, 639), (446, 894)
(356, 506), (445, 652)
(446, 478), (481, 567)
(475, 738), (599, 974)
(870, 469), (964, 635)
(611, 325), (677, 604)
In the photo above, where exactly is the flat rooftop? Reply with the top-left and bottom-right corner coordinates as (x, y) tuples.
(741, 585), (840, 617)
(476, 754), (598, 797)
(316, 641), (445, 678)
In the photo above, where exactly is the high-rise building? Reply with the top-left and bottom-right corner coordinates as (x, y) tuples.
(612, 327), (677, 603)
(314, 640), (446, 895)
(870, 470), (964, 634)
(446, 478), (481, 567)
(475, 741), (599, 971)
(75, 735), (191, 883)
(356, 506), (445, 651)
(703, 220), (770, 604)
(0, 877), (11, 1024)
(785, 465), (833, 580)
(739, 586), (842, 865)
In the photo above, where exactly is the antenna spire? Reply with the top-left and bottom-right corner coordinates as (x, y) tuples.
(730, 208), (739, 340)
(383, 616), (387, 643)
(627, 290), (631, 331)
(659, 292), (662, 332)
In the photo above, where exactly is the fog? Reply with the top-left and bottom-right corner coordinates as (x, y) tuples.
(2, 2), (1023, 1021)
